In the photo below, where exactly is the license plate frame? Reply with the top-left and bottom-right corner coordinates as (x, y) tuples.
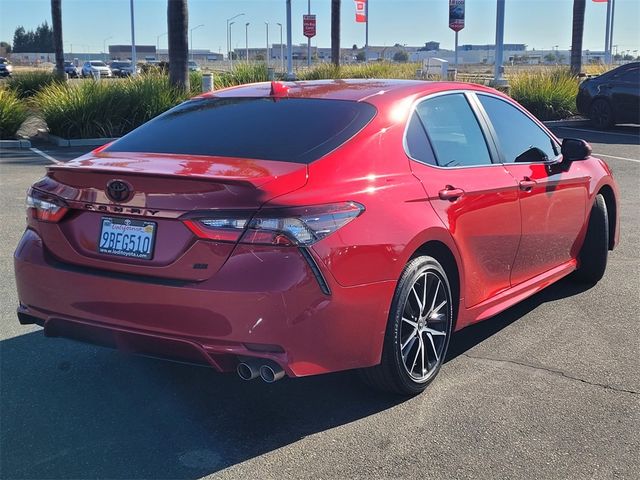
(98, 216), (157, 260)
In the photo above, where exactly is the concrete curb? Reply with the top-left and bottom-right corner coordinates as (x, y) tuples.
(48, 135), (118, 147)
(543, 119), (590, 128)
(0, 139), (32, 149)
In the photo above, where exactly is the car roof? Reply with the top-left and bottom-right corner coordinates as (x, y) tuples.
(204, 79), (502, 106)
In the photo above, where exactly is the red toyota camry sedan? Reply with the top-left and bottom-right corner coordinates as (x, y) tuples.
(14, 80), (619, 395)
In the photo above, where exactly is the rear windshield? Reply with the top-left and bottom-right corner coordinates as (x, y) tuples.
(106, 97), (377, 164)
(90, 61), (106, 66)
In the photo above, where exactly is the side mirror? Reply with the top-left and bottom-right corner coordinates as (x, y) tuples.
(561, 138), (592, 162)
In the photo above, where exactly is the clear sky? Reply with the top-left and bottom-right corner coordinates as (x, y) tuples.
(0, 0), (639, 55)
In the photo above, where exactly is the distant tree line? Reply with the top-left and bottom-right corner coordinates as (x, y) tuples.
(12, 22), (54, 53)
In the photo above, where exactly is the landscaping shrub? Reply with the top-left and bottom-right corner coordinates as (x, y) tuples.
(0, 88), (29, 139)
(35, 74), (187, 139)
(299, 62), (420, 80)
(508, 68), (579, 121)
(7, 70), (61, 98)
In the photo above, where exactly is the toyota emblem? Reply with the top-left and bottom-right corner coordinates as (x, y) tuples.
(106, 179), (132, 203)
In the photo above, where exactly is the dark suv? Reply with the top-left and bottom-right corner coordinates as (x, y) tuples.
(577, 62), (640, 129)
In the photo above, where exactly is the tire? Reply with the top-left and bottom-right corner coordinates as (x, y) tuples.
(589, 98), (614, 130)
(574, 194), (609, 284)
(359, 256), (454, 396)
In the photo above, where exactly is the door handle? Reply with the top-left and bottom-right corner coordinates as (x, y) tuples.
(519, 178), (537, 191)
(438, 185), (465, 201)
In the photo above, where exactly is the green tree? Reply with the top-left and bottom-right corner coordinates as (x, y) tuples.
(167, 0), (189, 92)
(570, 0), (586, 75)
(331, 0), (341, 66)
(51, 1), (64, 78)
(0, 41), (11, 54)
(355, 51), (365, 62)
(393, 50), (409, 63)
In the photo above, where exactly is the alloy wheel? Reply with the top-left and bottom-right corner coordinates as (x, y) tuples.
(399, 270), (451, 383)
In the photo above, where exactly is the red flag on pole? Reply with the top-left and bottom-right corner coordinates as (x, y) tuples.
(355, 0), (367, 23)
(592, 0), (608, 3)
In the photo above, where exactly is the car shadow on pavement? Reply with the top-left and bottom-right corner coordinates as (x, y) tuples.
(0, 329), (405, 479)
(0, 276), (591, 479)
(446, 275), (592, 362)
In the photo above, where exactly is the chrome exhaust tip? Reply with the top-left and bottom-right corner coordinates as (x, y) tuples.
(236, 361), (260, 381)
(259, 362), (285, 383)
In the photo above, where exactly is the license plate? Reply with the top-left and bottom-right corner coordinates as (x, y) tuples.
(98, 217), (156, 260)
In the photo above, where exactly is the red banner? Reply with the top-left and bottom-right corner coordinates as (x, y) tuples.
(592, 0), (608, 2)
(355, 0), (367, 23)
(303, 14), (316, 38)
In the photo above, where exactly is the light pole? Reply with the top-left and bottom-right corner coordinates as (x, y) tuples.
(493, 0), (506, 86)
(190, 24), (204, 62)
(265, 22), (270, 66)
(226, 13), (245, 64)
(286, 0), (293, 78)
(277, 23), (284, 72)
(307, 0), (311, 67)
(103, 36), (113, 62)
(245, 22), (250, 62)
(129, 0), (137, 74)
(230, 21), (236, 68)
(156, 31), (167, 59)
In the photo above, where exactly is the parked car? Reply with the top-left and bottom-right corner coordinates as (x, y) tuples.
(109, 60), (138, 77)
(81, 60), (112, 78)
(63, 61), (79, 78)
(577, 61), (640, 129)
(14, 80), (619, 395)
(188, 60), (201, 72)
(0, 57), (13, 77)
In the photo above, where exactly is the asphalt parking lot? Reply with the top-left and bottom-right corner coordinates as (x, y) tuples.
(1, 126), (638, 479)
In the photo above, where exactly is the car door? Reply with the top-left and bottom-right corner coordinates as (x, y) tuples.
(406, 92), (521, 308)
(610, 66), (640, 123)
(474, 93), (588, 286)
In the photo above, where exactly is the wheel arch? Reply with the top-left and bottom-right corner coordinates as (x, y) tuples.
(410, 240), (461, 329)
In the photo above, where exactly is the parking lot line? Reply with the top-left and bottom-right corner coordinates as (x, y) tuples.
(559, 127), (640, 139)
(29, 147), (61, 164)
(596, 153), (640, 164)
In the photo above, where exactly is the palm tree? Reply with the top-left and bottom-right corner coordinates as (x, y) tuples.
(167, 0), (189, 91)
(50, 0), (64, 78)
(570, 0), (586, 75)
(331, 0), (341, 66)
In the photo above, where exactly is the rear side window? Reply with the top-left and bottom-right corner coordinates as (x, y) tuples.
(617, 67), (639, 84)
(106, 97), (377, 164)
(414, 93), (492, 167)
(405, 112), (437, 166)
(478, 94), (558, 163)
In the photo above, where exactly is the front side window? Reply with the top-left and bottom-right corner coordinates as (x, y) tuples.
(478, 94), (558, 163)
(414, 93), (492, 168)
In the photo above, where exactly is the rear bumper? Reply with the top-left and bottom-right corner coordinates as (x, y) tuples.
(14, 229), (395, 377)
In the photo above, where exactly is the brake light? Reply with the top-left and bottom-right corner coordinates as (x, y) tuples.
(26, 188), (69, 222)
(241, 202), (364, 246)
(183, 217), (248, 242)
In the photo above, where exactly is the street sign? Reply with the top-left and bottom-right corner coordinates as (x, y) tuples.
(449, 0), (465, 32)
(303, 14), (316, 38)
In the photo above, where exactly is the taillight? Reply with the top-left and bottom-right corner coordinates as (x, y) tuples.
(242, 202), (364, 246)
(26, 188), (69, 222)
(183, 202), (364, 246)
(183, 217), (248, 242)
